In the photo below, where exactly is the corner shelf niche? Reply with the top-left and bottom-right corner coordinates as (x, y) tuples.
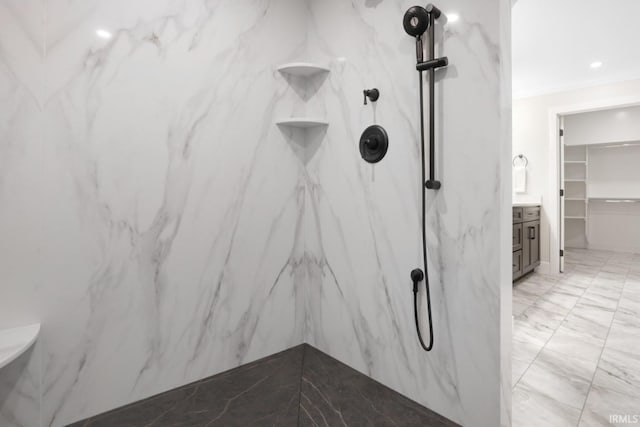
(276, 61), (330, 162)
(277, 62), (329, 77)
(0, 323), (40, 369)
(275, 118), (329, 129)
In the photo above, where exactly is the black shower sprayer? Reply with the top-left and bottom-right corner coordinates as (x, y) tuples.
(404, 3), (449, 352)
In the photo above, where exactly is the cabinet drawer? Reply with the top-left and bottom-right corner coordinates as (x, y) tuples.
(524, 220), (541, 271)
(513, 250), (523, 280)
(513, 207), (523, 224)
(513, 224), (523, 251)
(523, 206), (540, 221)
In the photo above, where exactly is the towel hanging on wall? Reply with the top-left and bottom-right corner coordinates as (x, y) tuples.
(513, 154), (528, 193)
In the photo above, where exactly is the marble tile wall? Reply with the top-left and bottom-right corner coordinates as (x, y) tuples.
(303, 1), (511, 426)
(0, 0), (308, 425)
(0, 0), (511, 426)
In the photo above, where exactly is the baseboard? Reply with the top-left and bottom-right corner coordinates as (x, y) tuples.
(537, 261), (551, 275)
(587, 244), (640, 255)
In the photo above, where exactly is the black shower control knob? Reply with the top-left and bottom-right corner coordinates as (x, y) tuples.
(359, 125), (388, 164)
(363, 88), (380, 105)
(364, 138), (379, 149)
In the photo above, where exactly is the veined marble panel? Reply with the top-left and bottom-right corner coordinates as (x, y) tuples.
(303, 0), (510, 426)
(1, 0), (308, 425)
(1, 0), (510, 426)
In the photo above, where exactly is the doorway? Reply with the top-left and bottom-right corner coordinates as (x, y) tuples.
(551, 100), (640, 275)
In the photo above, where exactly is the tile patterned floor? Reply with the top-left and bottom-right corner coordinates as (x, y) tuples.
(71, 344), (458, 426)
(513, 249), (640, 427)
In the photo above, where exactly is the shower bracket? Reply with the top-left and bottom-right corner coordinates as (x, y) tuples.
(416, 57), (448, 72)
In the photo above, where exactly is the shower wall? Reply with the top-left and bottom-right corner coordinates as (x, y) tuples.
(0, 0), (308, 425)
(303, 1), (511, 426)
(1, 0), (511, 426)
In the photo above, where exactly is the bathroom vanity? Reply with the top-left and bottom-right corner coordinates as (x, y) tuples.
(513, 204), (541, 281)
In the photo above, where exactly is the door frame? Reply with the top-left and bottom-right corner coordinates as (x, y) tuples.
(547, 94), (640, 274)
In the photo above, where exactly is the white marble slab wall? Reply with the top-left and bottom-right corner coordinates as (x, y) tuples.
(1, 0), (510, 425)
(0, 0), (308, 425)
(303, 1), (511, 426)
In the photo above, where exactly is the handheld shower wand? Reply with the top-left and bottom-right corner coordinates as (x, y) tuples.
(403, 4), (449, 352)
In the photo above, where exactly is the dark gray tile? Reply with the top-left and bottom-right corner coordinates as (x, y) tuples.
(69, 345), (304, 427)
(69, 344), (455, 427)
(299, 345), (458, 427)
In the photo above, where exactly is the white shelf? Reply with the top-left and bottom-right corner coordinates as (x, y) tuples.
(276, 118), (329, 128)
(589, 197), (640, 203)
(564, 179), (586, 182)
(277, 63), (329, 77)
(0, 324), (40, 370)
(588, 140), (640, 150)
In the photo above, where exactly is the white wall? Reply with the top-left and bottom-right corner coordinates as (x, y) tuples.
(513, 78), (640, 268)
(565, 105), (640, 146)
(588, 144), (640, 199)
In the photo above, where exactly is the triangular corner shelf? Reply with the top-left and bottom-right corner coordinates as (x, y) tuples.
(276, 118), (329, 129)
(0, 323), (40, 370)
(277, 62), (330, 77)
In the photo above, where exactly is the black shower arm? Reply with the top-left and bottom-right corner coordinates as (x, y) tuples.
(425, 3), (442, 19)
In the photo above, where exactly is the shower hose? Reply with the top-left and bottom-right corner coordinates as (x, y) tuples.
(413, 69), (435, 352)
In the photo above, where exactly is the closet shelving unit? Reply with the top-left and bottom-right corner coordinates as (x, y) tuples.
(564, 140), (640, 250)
(564, 145), (588, 248)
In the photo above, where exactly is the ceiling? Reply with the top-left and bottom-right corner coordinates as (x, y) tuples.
(512, 0), (640, 98)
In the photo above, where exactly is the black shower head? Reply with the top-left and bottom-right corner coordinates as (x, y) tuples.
(403, 6), (429, 37)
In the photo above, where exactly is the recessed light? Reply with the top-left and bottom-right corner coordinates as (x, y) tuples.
(447, 13), (460, 23)
(590, 61), (603, 69)
(95, 29), (113, 40)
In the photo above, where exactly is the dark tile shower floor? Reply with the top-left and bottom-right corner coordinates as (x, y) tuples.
(69, 344), (458, 427)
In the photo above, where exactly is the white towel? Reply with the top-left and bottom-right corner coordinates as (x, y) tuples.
(513, 165), (526, 193)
